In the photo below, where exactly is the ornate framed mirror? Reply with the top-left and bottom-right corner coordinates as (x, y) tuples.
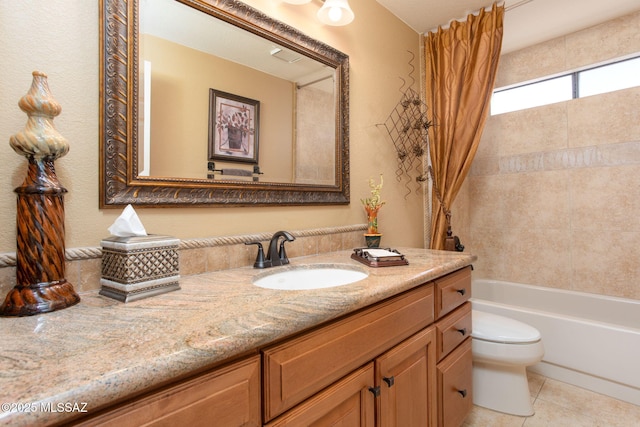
(100, 0), (349, 207)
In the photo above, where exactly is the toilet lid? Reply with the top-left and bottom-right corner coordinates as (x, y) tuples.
(472, 310), (541, 343)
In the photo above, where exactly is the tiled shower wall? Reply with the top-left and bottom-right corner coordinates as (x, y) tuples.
(455, 10), (640, 299)
(295, 85), (335, 185)
(0, 225), (366, 297)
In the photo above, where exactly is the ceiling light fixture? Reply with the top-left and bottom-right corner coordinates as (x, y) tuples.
(283, 0), (354, 26)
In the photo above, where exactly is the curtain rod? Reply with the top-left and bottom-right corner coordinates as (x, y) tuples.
(505, 0), (534, 12)
(297, 74), (333, 89)
(427, 0), (534, 33)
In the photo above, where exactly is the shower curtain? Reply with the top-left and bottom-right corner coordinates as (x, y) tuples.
(424, 3), (504, 249)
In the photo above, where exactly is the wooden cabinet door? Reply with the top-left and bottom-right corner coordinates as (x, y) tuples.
(73, 355), (261, 427)
(263, 284), (434, 421)
(266, 363), (375, 427)
(376, 327), (437, 427)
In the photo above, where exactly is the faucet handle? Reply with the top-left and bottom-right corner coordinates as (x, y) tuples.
(277, 231), (295, 264)
(278, 241), (290, 265)
(245, 241), (268, 268)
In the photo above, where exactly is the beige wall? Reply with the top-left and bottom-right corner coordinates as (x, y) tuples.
(0, 1), (423, 258)
(143, 35), (294, 180)
(456, 10), (640, 300)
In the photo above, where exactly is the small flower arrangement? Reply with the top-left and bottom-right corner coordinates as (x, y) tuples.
(217, 107), (254, 136)
(361, 175), (385, 234)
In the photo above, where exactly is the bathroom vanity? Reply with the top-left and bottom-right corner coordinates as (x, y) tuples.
(0, 249), (474, 426)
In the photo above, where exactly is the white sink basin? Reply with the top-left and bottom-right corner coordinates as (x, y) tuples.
(253, 265), (368, 290)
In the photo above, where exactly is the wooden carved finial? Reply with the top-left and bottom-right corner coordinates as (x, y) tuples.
(0, 71), (80, 316)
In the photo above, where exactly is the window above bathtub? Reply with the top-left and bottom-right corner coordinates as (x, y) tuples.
(491, 54), (640, 115)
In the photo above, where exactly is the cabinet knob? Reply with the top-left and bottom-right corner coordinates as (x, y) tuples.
(458, 389), (468, 398)
(457, 328), (467, 336)
(369, 386), (381, 397)
(456, 288), (466, 296)
(383, 376), (395, 387)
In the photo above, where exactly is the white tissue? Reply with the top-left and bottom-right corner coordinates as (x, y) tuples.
(364, 249), (401, 258)
(107, 204), (148, 237)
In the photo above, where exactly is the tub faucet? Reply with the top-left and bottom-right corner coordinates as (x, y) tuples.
(266, 230), (295, 267)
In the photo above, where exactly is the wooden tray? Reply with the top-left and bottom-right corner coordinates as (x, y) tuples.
(351, 248), (409, 267)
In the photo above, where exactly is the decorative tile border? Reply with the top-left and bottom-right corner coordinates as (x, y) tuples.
(0, 224), (367, 268)
(471, 141), (640, 176)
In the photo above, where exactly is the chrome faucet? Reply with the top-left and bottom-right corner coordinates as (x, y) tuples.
(245, 230), (296, 268)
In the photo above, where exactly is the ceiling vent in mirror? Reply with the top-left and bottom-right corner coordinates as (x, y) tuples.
(270, 48), (302, 63)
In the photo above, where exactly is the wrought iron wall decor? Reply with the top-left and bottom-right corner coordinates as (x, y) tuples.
(377, 52), (432, 196)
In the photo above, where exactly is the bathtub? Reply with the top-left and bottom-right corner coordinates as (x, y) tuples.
(471, 279), (640, 406)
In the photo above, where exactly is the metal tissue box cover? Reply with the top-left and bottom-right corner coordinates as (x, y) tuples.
(100, 235), (180, 302)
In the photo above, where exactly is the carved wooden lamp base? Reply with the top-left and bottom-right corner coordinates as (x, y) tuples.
(0, 160), (81, 317)
(0, 280), (80, 317)
(0, 71), (81, 317)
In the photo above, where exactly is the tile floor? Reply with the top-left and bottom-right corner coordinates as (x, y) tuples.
(463, 372), (640, 427)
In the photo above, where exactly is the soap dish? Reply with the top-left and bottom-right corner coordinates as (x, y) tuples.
(351, 248), (409, 267)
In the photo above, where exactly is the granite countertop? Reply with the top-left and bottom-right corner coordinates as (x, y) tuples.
(0, 248), (475, 426)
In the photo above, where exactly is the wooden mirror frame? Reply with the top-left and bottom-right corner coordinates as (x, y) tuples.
(99, 0), (350, 207)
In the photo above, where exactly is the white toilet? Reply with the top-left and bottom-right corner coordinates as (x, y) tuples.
(471, 310), (544, 416)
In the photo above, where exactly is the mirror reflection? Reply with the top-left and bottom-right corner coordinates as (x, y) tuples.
(139, 0), (336, 185)
(100, 0), (349, 207)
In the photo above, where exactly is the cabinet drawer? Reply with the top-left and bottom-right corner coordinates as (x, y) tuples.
(74, 355), (261, 427)
(263, 284), (434, 421)
(435, 266), (471, 319)
(437, 339), (472, 427)
(436, 302), (471, 361)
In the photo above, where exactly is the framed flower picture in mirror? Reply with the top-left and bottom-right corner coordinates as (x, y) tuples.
(208, 89), (260, 164)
